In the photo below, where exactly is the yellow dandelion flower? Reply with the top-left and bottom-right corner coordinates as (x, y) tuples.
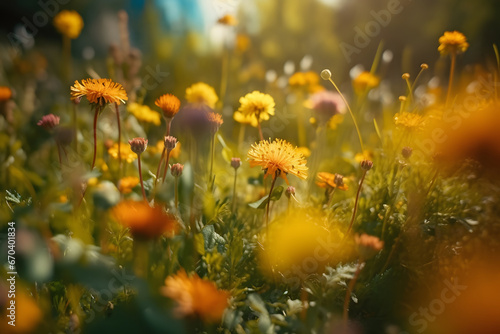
(118, 176), (140, 194)
(161, 269), (230, 323)
(394, 111), (425, 131)
(127, 103), (161, 125)
(316, 172), (348, 191)
(71, 78), (128, 106)
(0, 86), (12, 101)
(53, 10), (83, 39)
(247, 138), (308, 183)
(438, 31), (469, 55)
(352, 71), (380, 94)
(112, 200), (178, 239)
(185, 82), (218, 109)
(155, 93), (181, 119)
(354, 150), (374, 163)
(236, 91), (275, 126)
(108, 142), (137, 163)
(217, 14), (238, 26)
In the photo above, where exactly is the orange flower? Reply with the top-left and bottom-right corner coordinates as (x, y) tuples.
(155, 93), (181, 119)
(112, 200), (178, 239)
(161, 270), (229, 322)
(71, 78), (128, 106)
(316, 172), (348, 191)
(217, 14), (238, 26)
(0, 86), (12, 101)
(354, 233), (384, 260)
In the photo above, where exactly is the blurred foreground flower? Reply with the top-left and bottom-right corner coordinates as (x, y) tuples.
(161, 270), (230, 323)
(185, 82), (218, 109)
(112, 200), (178, 239)
(260, 210), (352, 283)
(0, 289), (42, 333)
(53, 10), (83, 39)
(437, 103), (500, 177)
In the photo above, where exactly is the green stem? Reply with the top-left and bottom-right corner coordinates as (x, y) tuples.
(446, 53), (456, 107)
(115, 103), (122, 170)
(232, 169), (238, 212)
(265, 174), (278, 231)
(346, 171), (367, 235)
(137, 155), (147, 201)
(162, 149), (171, 184)
(91, 107), (99, 170)
(208, 135), (216, 190)
(174, 176), (179, 209)
(342, 260), (363, 323)
(327, 77), (365, 154)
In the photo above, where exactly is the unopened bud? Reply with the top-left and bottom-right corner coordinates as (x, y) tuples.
(402, 146), (413, 159)
(164, 136), (178, 151)
(320, 69), (332, 80)
(285, 186), (295, 199)
(171, 163), (184, 177)
(231, 157), (241, 170)
(334, 173), (344, 187)
(128, 137), (148, 154)
(360, 159), (373, 171)
(37, 114), (60, 130)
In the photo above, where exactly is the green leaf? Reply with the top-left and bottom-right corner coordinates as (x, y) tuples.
(248, 186), (284, 209)
(194, 233), (205, 255)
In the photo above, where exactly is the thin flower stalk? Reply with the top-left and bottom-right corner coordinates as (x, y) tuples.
(322, 70), (365, 154)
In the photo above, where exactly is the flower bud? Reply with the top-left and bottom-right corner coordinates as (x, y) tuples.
(171, 163), (184, 177)
(333, 173), (344, 187)
(231, 157), (241, 170)
(37, 114), (60, 130)
(128, 137), (148, 155)
(320, 69), (332, 80)
(360, 159), (373, 171)
(285, 186), (295, 199)
(164, 136), (178, 151)
(402, 146), (413, 159)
